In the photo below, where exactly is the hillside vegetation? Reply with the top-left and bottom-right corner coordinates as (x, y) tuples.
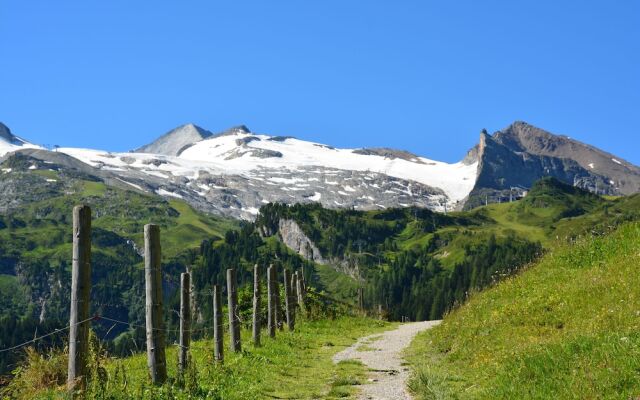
(407, 222), (640, 399)
(5, 315), (393, 399)
(0, 156), (236, 373)
(255, 178), (640, 322)
(4, 169), (640, 394)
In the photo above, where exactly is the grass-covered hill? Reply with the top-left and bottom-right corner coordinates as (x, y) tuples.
(0, 153), (236, 373)
(407, 221), (640, 399)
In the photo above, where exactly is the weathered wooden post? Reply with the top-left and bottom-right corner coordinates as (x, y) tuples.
(291, 272), (298, 309)
(296, 271), (305, 313)
(252, 264), (261, 346)
(213, 284), (223, 362)
(301, 267), (307, 295)
(178, 272), (191, 377)
(144, 224), (167, 385)
(67, 205), (92, 393)
(273, 265), (283, 330)
(283, 269), (294, 331)
(267, 265), (276, 338)
(227, 268), (241, 352)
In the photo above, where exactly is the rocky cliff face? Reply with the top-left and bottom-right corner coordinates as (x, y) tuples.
(276, 218), (361, 278)
(463, 122), (640, 209)
(277, 219), (326, 264)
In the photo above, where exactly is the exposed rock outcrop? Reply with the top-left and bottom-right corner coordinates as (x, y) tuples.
(276, 218), (361, 279)
(278, 219), (326, 264)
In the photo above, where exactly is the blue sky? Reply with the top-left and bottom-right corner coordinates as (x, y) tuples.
(1, 1), (638, 163)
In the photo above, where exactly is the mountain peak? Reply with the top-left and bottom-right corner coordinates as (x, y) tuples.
(215, 125), (251, 137)
(0, 122), (31, 147)
(135, 123), (214, 156)
(492, 121), (557, 153)
(0, 122), (19, 144)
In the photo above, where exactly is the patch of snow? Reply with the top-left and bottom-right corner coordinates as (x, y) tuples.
(144, 170), (169, 178)
(156, 188), (183, 199)
(0, 136), (42, 157)
(28, 165), (37, 170)
(243, 207), (259, 215)
(308, 192), (321, 201)
(612, 158), (622, 165)
(588, 163), (595, 169)
(116, 178), (144, 191)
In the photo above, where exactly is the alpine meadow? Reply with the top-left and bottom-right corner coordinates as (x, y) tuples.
(1, 2), (639, 399)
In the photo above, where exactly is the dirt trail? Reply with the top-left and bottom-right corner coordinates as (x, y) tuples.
(333, 320), (441, 400)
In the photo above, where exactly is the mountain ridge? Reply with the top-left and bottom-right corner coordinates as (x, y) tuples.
(0, 120), (638, 219)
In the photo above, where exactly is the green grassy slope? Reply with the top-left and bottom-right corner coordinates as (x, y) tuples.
(0, 165), (237, 373)
(406, 222), (640, 399)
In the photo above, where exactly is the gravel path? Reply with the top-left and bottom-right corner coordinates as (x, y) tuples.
(333, 320), (441, 400)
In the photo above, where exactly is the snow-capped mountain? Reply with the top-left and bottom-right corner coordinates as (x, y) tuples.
(55, 124), (476, 218)
(1, 121), (638, 219)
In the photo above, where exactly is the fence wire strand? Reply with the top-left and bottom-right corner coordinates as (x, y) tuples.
(0, 316), (95, 354)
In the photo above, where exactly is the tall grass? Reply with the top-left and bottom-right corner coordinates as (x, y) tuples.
(407, 222), (640, 399)
(3, 316), (391, 399)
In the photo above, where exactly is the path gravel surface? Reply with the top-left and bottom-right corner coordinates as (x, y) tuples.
(333, 320), (441, 400)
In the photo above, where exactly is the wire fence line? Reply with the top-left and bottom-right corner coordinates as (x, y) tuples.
(96, 315), (221, 334)
(0, 283), (361, 355)
(0, 316), (95, 354)
(0, 313), (225, 355)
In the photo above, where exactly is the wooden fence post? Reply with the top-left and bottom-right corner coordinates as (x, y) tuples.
(283, 269), (294, 331)
(273, 265), (283, 330)
(178, 272), (191, 377)
(267, 265), (276, 338)
(67, 205), (92, 393)
(296, 271), (305, 313)
(227, 268), (241, 352)
(252, 264), (261, 346)
(144, 224), (167, 385)
(291, 271), (298, 310)
(300, 267), (308, 297)
(213, 284), (223, 362)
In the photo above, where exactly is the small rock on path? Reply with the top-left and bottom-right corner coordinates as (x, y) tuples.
(333, 320), (441, 400)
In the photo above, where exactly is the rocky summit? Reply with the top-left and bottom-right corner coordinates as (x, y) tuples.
(0, 121), (638, 219)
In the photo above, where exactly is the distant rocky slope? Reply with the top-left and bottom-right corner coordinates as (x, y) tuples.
(135, 123), (215, 156)
(463, 122), (640, 209)
(0, 120), (638, 218)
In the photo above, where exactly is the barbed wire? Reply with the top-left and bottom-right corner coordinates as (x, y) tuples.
(0, 316), (94, 354)
(0, 284), (351, 358)
(95, 315), (223, 334)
